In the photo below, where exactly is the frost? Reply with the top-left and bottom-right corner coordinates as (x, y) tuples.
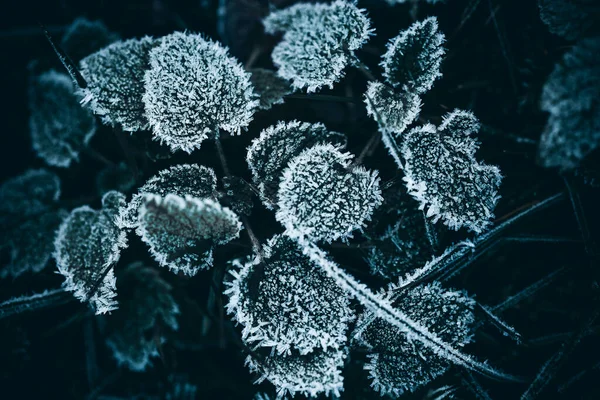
(54, 191), (128, 314)
(96, 162), (136, 195)
(538, 37), (600, 169)
(246, 121), (346, 208)
(250, 68), (293, 110)
(381, 17), (445, 94)
(105, 262), (179, 371)
(79, 36), (156, 132)
(29, 70), (97, 168)
(264, 0), (373, 92)
(219, 176), (254, 216)
(224, 235), (353, 355)
(538, 0), (599, 40)
(0, 169), (67, 278)
(364, 81), (421, 135)
(144, 32), (258, 153)
(276, 143), (383, 242)
(402, 110), (502, 233)
(354, 282), (475, 396)
(246, 348), (345, 399)
(137, 194), (242, 276)
(61, 17), (120, 62)
(117, 164), (217, 229)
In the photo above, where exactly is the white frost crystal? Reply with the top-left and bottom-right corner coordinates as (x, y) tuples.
(276, 143), (383, 242)
(54, 191), (128, 314)
(364, 81), (421, 135)
(137, 194), (242, 276)
(144, 32), (258, 153)
(264, 0), (373, 92)
(247, 120), (346, 208)
(225, 235), (353, 355)
(80, 36), (156, 131)
(29, 70), (97, 168)
(402, 110), (502, 233)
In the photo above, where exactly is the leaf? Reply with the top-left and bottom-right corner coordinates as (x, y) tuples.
(364, 81), (421, 135)
(96, 162), (136, 196)
(60, 17), (120, 62)
(538, 0), (599, 40)
(250, 68), (293, 110)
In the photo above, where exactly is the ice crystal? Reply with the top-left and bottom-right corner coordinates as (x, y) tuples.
(381, 17), (445, 94)
(137, 194), (242, 276)
(264, 0), (373, 92)
(105, 262), (179, 371)
(54, 191), (128, 314)
(117, 164), (217, 229)
(144, 32), (258, 153)
(29, 70), (97, 168)
(538, 37), (600, 169)
(538, 0), (599, 40)
(79, 36), (156, 131)
(0, 169), (67, 278)
(61, 17), (120, 62)
(96, 162), (136, 195)
(276, 143), (383, 242)
(402, 110), (502, 233)
(225, 235), (353, 355)
(250, 68), (293, 110)
(247, 120), (346, 208)
(354, 282), (475, 397)
(364, 81), (421, 135)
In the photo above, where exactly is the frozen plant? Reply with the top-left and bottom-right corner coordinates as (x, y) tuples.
(538, 0), (599, 41)
(249, 68), (293, 111)
(364, 81), (422, 136)
(60, 17), (120, 62)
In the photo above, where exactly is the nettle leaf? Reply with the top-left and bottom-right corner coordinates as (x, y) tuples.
(144, 32), (258, 153)
(250, 68), (293, 110)
(0, 169), (67, 278)
(60, 17), (120, 62)
(245, 348), (345, 399)
(402, 110), (502, 233)
(96, 162), (136, 196)
(137, 194), (242, 276)
(538, 37), (600, 169)
(247, 120), (346, 209)
(364, 81), (421, 135)
(353, 282), (475, 397)
(105, 262), (179, 371)
(219, 176), (254, 216)
(264, 0), (373, 92)
(276, 143), (383, 242)
(381, 17), (445, 94)
(54, 191), (128, 314)
(538, 0), (599, 41)
(117, 164), (217, 229)
(225, 235), (353, 355)
(29, 70), (97, 168)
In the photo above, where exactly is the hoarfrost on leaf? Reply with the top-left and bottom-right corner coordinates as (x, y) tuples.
(402, 110), (502, 233)
(538, 37), (600, 169)
(264, 0), (373, 92)
(29, 70), (97, 168)
(364, 81), (421, 135)
(225, 235), (353, 355)
(60, 17), (120, 62)
(381, 17), (445, 94)
(538, 0), (599, 40)
(247, 120), (346, 208)
(143, 32), (258, 153)
(137, 194), (242, 276)
(79, 36), (156, 131)
(276, 143), (383, 242)
(54, 191), (128, 314)
(250, 68), (293, 110)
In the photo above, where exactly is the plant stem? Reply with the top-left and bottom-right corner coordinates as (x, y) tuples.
(0, 288), (72, 320)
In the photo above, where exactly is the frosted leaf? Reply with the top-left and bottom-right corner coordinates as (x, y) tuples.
(364, 81), (421, 135)
(245, 348), (345, 399)
(60, 17), (120, 62)
(144, 32), (258, 153)
(137, 194), (242, 276)
(402, 110), (502, 233)
(96, 162), (136, 195)
(0, 169), (67, 278)
(29, 70), (97, 168)
(117, 164), (217, 229)
(79, 36), (156, 131)
(219, 176), (254, 216)
(538, 0), (599, 40)
(105, 262), (179, 371)
(250, 68), (293, 110)
(225, 235), (353, 355)
(381, 17), (445, 94)
(247, 120), (346, 208)
(54, 191), (128, 314)
(264, 0), (373, 92)
(276, 143), (383, 242)
(538, 37), (600, 169)
(354, 282), (475, 397)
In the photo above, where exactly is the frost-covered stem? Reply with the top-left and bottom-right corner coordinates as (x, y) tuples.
(300, 239), (520, 382)
(363, 92), (403, 168)
(477, 303), (522, 344)
(40, 23), (87, 89)
(353, 59), (377, 82)
(214, 136), (231, 177)
(354, 130), (380, 165)
(285, 93), (360, 104)
(0, 288), (72, 320)
(461, 370), (494, 400)
(113, 127), (140, 181)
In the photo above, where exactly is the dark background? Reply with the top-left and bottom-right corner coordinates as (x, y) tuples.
(1, 0), (599, 399)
